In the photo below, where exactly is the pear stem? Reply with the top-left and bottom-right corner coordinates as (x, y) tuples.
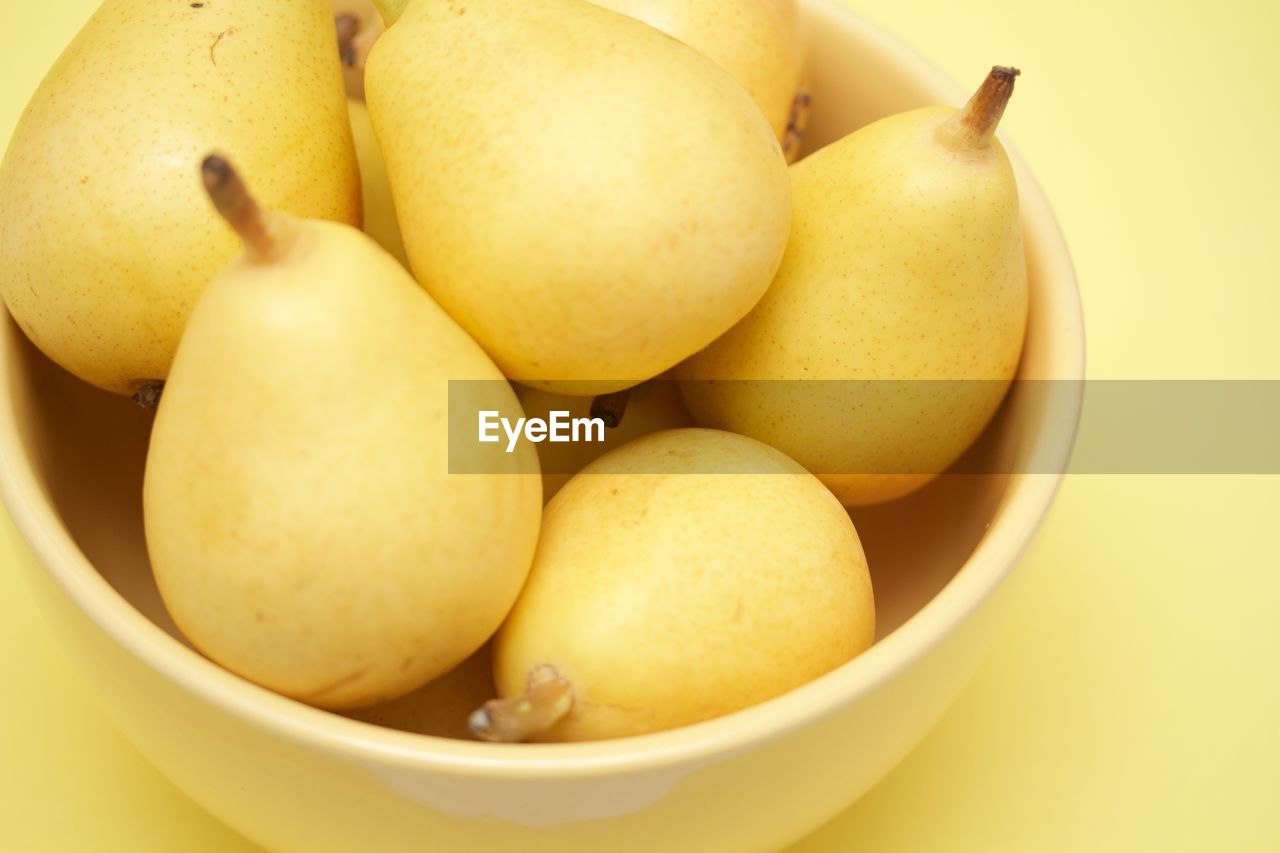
(371, 0), (411, 26)
(334, 13), (360, 67)
(468, 665), (574, 743)
(783, 89), (812, 162)
(201, 154), (284, 261)
(937, 66), (1020, 151)
(590, 388), (632, 429)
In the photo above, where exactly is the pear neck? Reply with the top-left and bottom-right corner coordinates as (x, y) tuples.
(372, 0), (412, 25)
(936, 66), (1020, 151)
(240, 214), (298, 264)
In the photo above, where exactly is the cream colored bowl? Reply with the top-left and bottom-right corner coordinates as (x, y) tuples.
(0, 1), (1083, 850)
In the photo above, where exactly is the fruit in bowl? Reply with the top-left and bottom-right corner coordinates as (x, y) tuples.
(476, 428), (875, 743)
(145, 156), (541, 709)
(678, 67), (1029, 506)
(0, 0), (360, 398)
(366, 0), (793, 395)
(0, 0), (1082, 851)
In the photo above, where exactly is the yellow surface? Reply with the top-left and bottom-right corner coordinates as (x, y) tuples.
(1, 0), (1277, 851)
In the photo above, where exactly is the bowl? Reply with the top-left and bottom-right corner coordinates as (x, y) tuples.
(0, 1), (1084, 850)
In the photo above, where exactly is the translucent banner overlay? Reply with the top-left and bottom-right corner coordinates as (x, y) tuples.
(448, 380), (1280, 474)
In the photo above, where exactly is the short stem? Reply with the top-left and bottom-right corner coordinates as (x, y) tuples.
(371, 0), (412, 26)
(201, 154), (287, 261)
(783, 89), (812, 162)
(937, 66), (1020, 151)
(468, 665), (574, 743)
(590, 388), (633, 429)
(334, 13), (360, 66)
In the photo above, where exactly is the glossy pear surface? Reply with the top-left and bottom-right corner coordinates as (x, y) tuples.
(365, 0), (791, 394)
(679, 100), (1028, 506)
(494, 428), (874, 741)
(145, 218), (540, 709)
(0, 0), (359, 394)
(590, 0), (807, 144)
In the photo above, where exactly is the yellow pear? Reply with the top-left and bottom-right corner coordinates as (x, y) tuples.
(0, 0), (359, 397)
(588, 0), (808, 149)
(347, 99), (410, 268)
(678, 68), (1029, 506)
(366, 0), (791, 395)
(144, 156), (540, 709)
(515, 379), (692, 502)
(472, 428), (874, 742)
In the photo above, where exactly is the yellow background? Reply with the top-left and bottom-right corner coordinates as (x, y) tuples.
(2, 0), (1278, 850)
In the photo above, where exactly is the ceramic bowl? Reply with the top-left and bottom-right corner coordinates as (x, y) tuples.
(0, 1), (1083, 849)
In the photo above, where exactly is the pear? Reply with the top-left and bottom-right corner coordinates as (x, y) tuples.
(144, 155), (541, 709)
(471, 428), (874, 742)
(515, 379), (692, 502)
(678, 68), (1030, 506)
(587, 0), (808, 152)
(0, 0), (359, 397)
(366, 0), (791, 395)
(347, 99), (410, 268)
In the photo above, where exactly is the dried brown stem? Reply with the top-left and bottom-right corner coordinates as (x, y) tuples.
(938, 66), (1020, 150)
(201, 154), (284, 261)
(783, 89), (812, 163)
(590, 388), (633, 429)
(468, 665), (574, 743)
(334, 13), (360, 67)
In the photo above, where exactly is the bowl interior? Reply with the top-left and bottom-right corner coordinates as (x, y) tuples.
(0, 0), (1080, 747)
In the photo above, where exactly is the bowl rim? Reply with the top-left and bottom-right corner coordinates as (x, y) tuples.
(0, 0), (1084, 779)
